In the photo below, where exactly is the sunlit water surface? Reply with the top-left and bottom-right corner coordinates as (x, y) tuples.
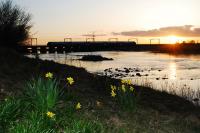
(27, 51), (200, 100)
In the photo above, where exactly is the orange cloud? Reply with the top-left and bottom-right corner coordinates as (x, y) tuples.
(112, 25), (200, 37)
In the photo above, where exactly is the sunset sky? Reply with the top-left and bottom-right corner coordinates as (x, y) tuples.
(13, 0), (200, 44)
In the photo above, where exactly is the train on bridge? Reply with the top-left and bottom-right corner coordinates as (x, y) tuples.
(17, 41), (137, 54)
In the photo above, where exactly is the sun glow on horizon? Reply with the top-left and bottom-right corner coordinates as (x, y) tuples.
(167, 35), (184, 44)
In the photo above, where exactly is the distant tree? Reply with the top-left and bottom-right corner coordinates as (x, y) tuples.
(189, 40), (195, 44)
(0, 0), (32, 46)
(182, 41), (186, 44)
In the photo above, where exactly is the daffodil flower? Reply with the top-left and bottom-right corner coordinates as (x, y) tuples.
(121, 79), (126, 84)
(45, 72), (53, 79)
(126, 79), (132, 85)
(111, 90), (116, 97)
(66, 77), (74, 85)
(76, 102), (81, 110)
(121, 84), (126, 92)
(46, 111), (55, 118)
(121, 79), (132, 85)
(111, 85), (117, 91)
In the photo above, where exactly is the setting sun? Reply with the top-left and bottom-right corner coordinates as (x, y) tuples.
(167, 36), (182, 44)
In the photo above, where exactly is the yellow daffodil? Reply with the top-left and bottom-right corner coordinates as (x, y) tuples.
(130, 86), (134, 92)
(66, 77), (74, 85)
(111, 85), (117, 91)
(121, 84), (126, 92)
(46, 111), (55, 118)
(45, 72), (53, 79)
(126, 79), (132, 85)
(76, 102), (81, 110)
(121, 79), (126, 84)
(111, 90), (116, 97)
(121, 79), (132, 85)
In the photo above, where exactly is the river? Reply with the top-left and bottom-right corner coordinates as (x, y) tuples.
(27, 51), (200, 101)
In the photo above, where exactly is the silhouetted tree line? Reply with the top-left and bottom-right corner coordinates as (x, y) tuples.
(0, 0), (32, 46)
(176, 40), (198, 45)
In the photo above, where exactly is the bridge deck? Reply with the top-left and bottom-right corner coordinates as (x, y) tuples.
(15, 42), (200, 54)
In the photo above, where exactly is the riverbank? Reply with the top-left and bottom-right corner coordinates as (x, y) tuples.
(0, 47), (200, 132)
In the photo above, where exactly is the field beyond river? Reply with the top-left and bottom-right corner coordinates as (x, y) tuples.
(1, 47), (200, 132)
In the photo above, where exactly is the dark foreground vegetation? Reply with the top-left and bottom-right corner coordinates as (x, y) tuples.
(0, 0), (31, 46)
(0, 47), (200, 133)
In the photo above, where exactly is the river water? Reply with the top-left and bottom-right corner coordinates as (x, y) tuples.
(27, 51), (200, 101)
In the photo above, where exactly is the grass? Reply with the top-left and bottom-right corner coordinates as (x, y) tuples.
(1, 75), (198, 132)
(110, 82), (138, 111)
(0, 98), (24, 132)
(0, 47), (200, 132)
(24, 77), (60, 112)
(0, 77), (110, 132)
(63, 118), (104, 133)
(9, 111), (55, 133)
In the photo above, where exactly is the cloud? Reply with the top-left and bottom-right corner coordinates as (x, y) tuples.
(112, 25), (200, 37)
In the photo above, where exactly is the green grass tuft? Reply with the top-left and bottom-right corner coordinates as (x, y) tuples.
(9, 112), (55, 133)
(64, 118), (104, 133)
(0, 98), (26, 132)
(24, 78), (60, 112)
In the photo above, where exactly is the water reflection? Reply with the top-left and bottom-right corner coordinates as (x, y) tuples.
(169, 62), (177, 80)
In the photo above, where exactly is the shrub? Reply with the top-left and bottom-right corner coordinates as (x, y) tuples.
(0, 0), (32, 46)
